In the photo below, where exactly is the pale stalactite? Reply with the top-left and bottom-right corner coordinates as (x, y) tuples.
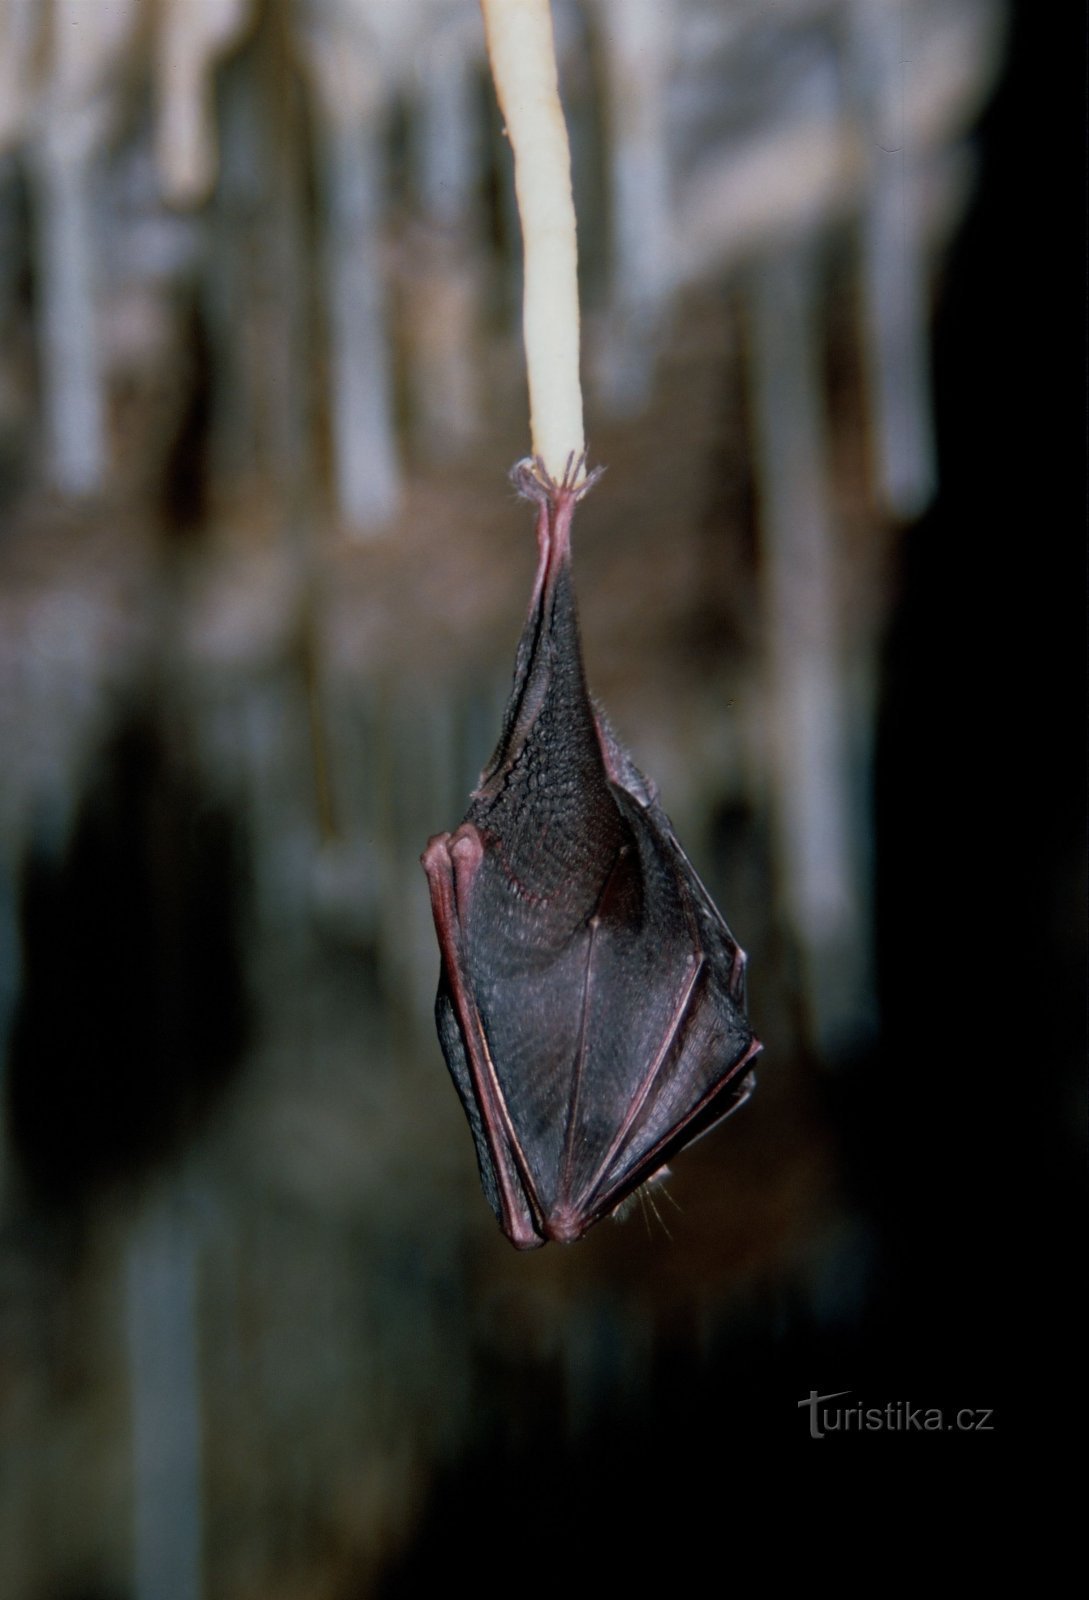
(405, 4), (484, 458)
(0, 0), (40, 153)
(673, 0), (1000, 284)
(482, 0), (585, 482)
(296, 0), (425, 532)
(154, 0), (256, 208)
(8, 0), (1004, 518)
(27, 0), (141, 496)
(851, 0), (937, 519)
(748, 246), (876, 1062)
(592, 0), (675, 413)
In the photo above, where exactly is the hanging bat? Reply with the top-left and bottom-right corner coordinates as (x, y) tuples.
(422, 457), (760, 1248)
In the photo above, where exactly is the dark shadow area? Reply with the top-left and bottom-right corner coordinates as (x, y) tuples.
(863, 0), (1083, 1432)
(7, 701), (251, 1203)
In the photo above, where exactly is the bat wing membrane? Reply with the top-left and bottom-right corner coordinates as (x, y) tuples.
(555, 783), (759, 1232)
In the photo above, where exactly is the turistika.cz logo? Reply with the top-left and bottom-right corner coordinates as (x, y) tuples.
(798, 1390), (995, 1438)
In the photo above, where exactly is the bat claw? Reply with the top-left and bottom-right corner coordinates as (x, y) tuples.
(510, 453), (605, 507)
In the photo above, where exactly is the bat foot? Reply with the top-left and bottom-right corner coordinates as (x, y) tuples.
(510, 452), (605, 507)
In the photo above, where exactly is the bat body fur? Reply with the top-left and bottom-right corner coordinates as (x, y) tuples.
(422, 459), (760, 1248)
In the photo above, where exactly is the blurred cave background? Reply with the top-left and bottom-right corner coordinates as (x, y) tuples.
(0, 0), (1082, 1595)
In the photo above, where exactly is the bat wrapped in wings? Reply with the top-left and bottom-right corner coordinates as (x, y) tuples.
(422, 459), (761, 1248)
